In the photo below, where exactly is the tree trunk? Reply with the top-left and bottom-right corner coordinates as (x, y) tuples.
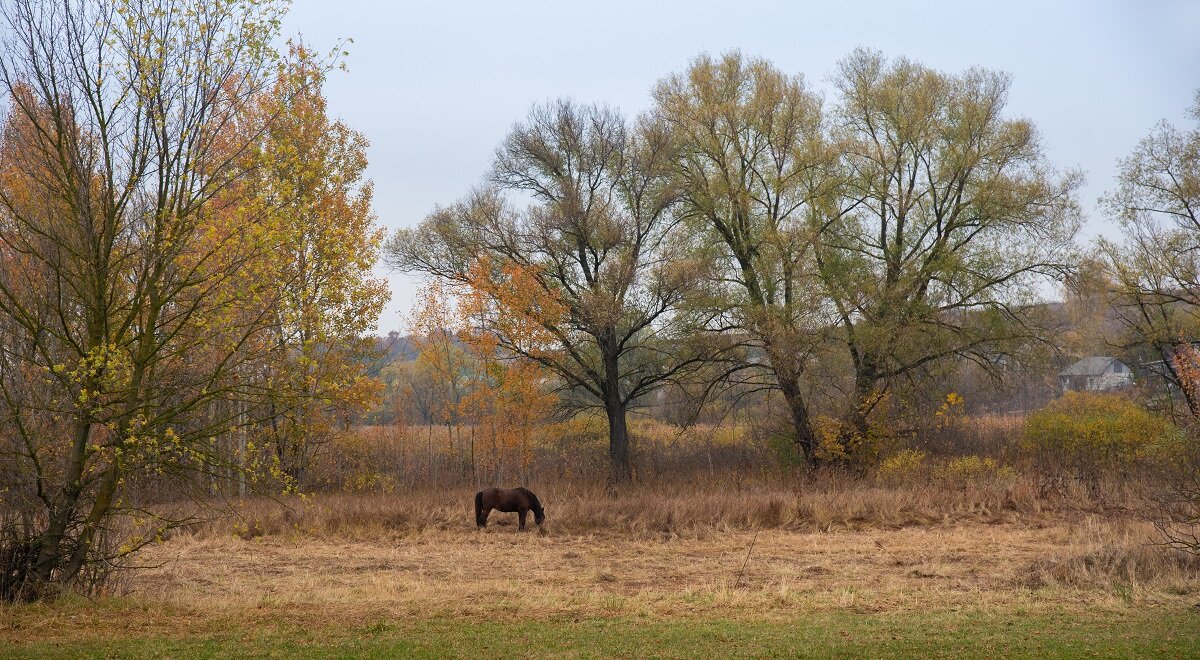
(605, 398), (632, 483)
(237, 399), (247, 498)
(763, 340), (818, 465)
(59, 464), (120, 584)
(777, 376), (816, 464)
(849, 362), (881, 438)
(31, 414), (93, 588)
(602, 346), (632, 483)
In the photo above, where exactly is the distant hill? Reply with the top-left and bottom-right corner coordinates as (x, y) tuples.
(373, 333), (418, 363)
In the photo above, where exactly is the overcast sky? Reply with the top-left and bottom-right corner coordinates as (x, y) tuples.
(284, 0), (1200, 334)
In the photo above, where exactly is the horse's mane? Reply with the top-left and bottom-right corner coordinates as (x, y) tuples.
(516, 486), (543, 512)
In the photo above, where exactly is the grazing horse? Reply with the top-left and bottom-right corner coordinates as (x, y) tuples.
(475, 487), (545, 530)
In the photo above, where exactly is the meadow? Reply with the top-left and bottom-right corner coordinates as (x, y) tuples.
(5, 417), (1200, 658)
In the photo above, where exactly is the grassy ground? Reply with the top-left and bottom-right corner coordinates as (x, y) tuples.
(8, 609), (1200, 658)
(3, 491), (1199, 658)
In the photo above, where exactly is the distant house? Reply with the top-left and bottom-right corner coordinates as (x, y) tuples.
(1058, 357), (1135, 392)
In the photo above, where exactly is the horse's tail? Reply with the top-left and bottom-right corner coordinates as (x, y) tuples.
(474, 490), (483, 525)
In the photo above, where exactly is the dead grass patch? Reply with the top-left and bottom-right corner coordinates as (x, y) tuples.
(1022, 517), (1200, 595)
(5, 506), (1197, 646)
(4, 475), (1194, 647)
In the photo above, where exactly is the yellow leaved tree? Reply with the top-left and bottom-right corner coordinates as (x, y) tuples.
(458, 260), (559, 485)
(228, 45), (389, 489)
(0, 0), (295, 601)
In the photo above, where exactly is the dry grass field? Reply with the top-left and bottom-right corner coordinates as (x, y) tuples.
(4, 480), (1200, 657)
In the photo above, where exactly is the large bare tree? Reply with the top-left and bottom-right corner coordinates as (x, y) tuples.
(388, 101), (715, 483)
(819, 49), (1081, 434)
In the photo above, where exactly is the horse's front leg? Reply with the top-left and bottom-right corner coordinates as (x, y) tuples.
(518, 509), (527, 530)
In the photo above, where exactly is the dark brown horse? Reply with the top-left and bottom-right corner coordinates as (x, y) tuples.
(475, 487), (545, 530)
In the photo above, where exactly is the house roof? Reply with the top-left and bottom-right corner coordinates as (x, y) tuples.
(1059, 356), (1122, 377)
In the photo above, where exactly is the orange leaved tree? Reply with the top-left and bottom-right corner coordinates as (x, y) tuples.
(406, 281), (473, 471)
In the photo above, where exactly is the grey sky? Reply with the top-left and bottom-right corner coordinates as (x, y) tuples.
(285, 0), (1200, 334)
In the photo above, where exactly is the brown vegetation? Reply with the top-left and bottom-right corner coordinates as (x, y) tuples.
(5, 487), (1196, 647)
(200, 473), (1107, 540)
(7, 409), (1199, 647)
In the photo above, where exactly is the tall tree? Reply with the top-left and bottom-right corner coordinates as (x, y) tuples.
(1100, 89), (1200, 415)
(230, 46), (389, 488)
(652, 52), (835, 461)
(387, 101), (711, 483)
(407, 281), (472, 469)
(818, 49), (1081, 436)
(0, 0), (291, 601)
(457, 277), (556, 485)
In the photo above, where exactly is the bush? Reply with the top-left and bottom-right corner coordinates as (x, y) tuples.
(935, 455), (1016, 486)
(766, 430), (806, 470)
(875, 450), (1016, 488)
(875, 449), (927, 485)
(813, 413), (902, 468)
(1023, 392), (1183, 475)
(312, 430), (398, 493)
(1156, 442), (1200, 557)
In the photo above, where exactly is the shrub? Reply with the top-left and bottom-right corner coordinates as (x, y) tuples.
(935, 454), (1016, 486)
(1023, 392), (1182, 475)
(766, 430), (806, 470)
(813, 412), (902, 468)
(542, 413), (608, 449)
(875, 449), (927, 485)
(314, 431), (398, 494)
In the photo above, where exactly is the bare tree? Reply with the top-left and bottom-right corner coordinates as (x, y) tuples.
(652, 52), (836, 462)
(1100, 90), (1200, 416)
(388, 101), (717, 483)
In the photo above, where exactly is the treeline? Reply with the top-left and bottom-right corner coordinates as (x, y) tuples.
(387, 51), (1192, 484)
(383, 53), (1199, 485)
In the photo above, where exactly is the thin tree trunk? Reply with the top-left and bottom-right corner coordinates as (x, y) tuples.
(238, 399), (247, 498)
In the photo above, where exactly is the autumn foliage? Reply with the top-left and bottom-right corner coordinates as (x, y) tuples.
(405, 274), (556, 485)
(1, 0), (1198, 608)
(0, 0), (385, 601)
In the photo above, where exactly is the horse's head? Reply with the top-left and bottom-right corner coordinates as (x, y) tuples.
(518, 487), (546, 526)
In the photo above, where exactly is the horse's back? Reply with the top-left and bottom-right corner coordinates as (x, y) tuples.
(479, 486), (533, 512)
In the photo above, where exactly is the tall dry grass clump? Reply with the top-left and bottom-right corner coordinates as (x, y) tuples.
(1023, 517), (1200, 595)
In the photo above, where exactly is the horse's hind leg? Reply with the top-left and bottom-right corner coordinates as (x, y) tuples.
(478, 507), (491, 529)
(518, 509), (527, 531)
